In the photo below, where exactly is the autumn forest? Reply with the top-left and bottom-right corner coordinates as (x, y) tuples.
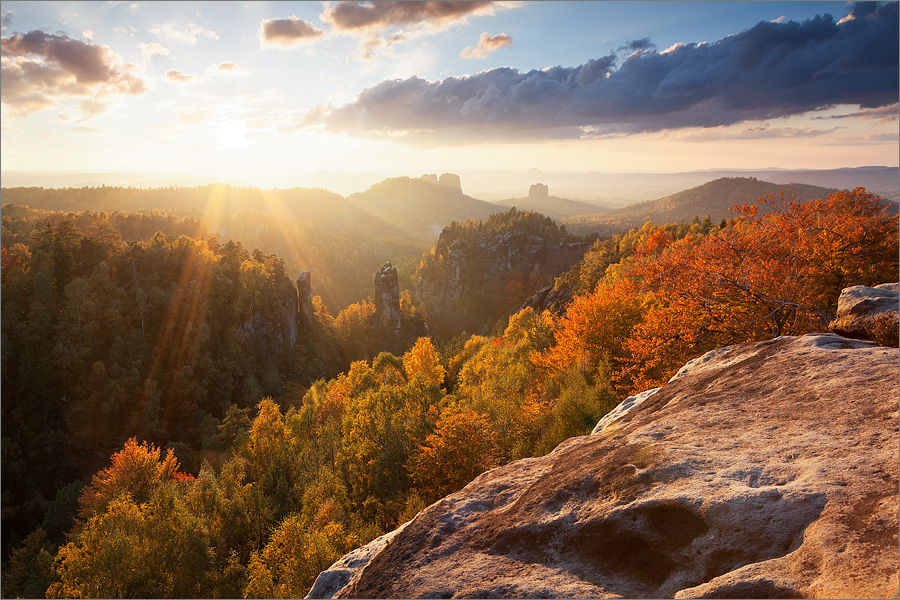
(1, 177), (897, 598)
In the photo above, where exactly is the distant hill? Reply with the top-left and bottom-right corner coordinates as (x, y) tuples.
(561, 177), (841, 236)
(494, 183), (609, 220)
(346, 174), (502, 241)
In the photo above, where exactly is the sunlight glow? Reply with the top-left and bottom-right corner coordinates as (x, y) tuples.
(216, 120), (250, 150)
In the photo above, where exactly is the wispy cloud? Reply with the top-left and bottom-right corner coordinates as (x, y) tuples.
(150, 22), (219, 44)
(460, 32), (511, 59)
(814, 103), (898, 123)
(205, 61), (248, 78)
(139, 41), (169, 58)
(304, 2), (898, 142)
(165, 69), (194, 83)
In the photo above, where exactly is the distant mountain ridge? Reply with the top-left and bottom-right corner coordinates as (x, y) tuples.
(346, 174), (502, 242)
(493, 183), (609, 220)
(561, 177), (844, 237)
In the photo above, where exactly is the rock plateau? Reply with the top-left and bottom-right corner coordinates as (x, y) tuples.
(309, 326), (899, 599)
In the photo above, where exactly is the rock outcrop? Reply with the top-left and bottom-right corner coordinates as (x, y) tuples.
(374, 262), (401, 331)
(519, 283), (574, 316)
(829, 283), (898, 346)
(439, 173), (463, 193)
(297, 271), (314, 326)
(529, 183), (549, 200)
(310, 333), (899, 599)
(418, 231), (592, 304)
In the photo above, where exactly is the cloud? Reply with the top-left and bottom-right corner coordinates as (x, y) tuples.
(321, 1), (513, 32)
(304, 2), (898, 142)
(321, 1), (519, 56)
(164, 68), (194, 83)
(139, 41), (169, 58)
(1, 29), (146, 118)
(1, 11), (12, 32)
(662, 125), (843, 143)
(205, 60), (247, 78)
(259, 16), (323, 48)
(814, 103), (898, 123)
(461, 32), (511, 59)
(150, 22), (219, 44)
(69, 125), (102, 134)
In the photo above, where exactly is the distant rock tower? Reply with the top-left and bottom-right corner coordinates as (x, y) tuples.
(297, 271), (314, 325)
(374, 262), (401, 331)
(420, 173), (439, 184)
(439, 173), (462, 194)
(529, 183), (549, 199)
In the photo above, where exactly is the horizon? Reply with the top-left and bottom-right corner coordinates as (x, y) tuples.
(1, 1), (898, 190)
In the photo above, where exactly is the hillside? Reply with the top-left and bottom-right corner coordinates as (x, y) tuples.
(561, 177), (841, 236)
(494, 183), (609, 220)
(346, 174), (502, 242)
(413, 208), (594, 337)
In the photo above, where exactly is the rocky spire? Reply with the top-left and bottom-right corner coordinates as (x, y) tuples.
(297, 271), (313, 325)
(374, 262), (401, 331)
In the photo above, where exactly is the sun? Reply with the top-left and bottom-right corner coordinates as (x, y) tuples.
(216, 120), (250, 150)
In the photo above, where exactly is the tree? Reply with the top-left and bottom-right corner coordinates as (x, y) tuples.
(410, 404), (496, 503)
(49, 488), (214, 599)
(78, 438), (179, 519)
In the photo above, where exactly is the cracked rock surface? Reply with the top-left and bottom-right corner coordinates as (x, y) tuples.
(310, 333), (899, 599)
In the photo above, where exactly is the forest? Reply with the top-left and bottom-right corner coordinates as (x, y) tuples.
(1, 184), (897, 598)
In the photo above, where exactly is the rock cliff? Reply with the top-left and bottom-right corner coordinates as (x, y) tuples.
(309, 328), (899, 598)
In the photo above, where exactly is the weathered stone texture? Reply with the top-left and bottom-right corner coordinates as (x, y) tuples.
(829, 282), (898, 345)
(310, 333), (899, 599)
(374, 261), (401, 331)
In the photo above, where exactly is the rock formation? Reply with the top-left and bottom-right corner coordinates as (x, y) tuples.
(519, 283), (574, 316)
(309, 329), (899, 599)
(418, 231), (592, 304)
(529, 183), (549, 200)
(297, 271), (314, 326)
(439, 173), (463, 193)
(374, 262), (401, 331)
(829, 283), (898, 346)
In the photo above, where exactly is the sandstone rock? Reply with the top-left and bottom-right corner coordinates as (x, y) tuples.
(439, 173), (462, 193)
(520, 283), (574, 317)
(374, 262), (401, 331)
(297, 271), (314, 326)
(418, 231), (591, 306)
(529, 183), (549, 199)
(420, 173), (439, 184)
(314, 333), (898, 599)
(828, 283), (898, 346)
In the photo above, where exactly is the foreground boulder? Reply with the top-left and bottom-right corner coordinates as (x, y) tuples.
(309, 333), (899, 599)
(828, 283), (899, 346)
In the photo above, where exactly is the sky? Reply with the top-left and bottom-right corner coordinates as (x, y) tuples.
(1, 1), (898, 189)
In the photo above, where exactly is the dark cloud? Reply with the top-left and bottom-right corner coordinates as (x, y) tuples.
(461, 32), (512, 59)
(321, 1), (504, 31)
(259, 16), (324, 47)
(1, 30), (146, 117)
(620, 37), (655, 53)
(305, 2), (898, 141)
(814, 103), (898, 122)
